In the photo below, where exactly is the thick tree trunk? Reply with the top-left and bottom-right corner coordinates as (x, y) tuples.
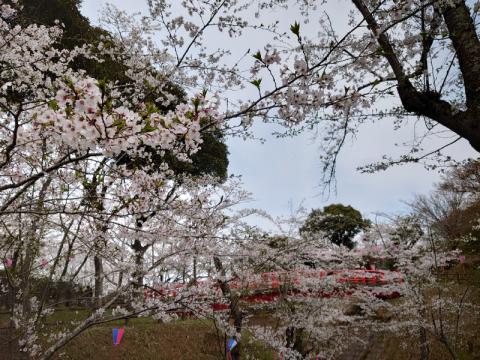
(442, 2), (480, 109)
(352, 0), (480, 153)
(419, 325), (430, 360)
(213, 257), (243, 359)
(93, 255), (104, 309)
(397, 85), (480, 152)
(134, 248), (145, 288)
(132, 239), (148, 289)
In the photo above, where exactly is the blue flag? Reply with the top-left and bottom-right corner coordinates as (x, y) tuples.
(113, 328), (118, 345)
(227, 338), (237, 352)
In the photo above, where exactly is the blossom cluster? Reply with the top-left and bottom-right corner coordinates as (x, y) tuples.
(30, 76), (210, 156)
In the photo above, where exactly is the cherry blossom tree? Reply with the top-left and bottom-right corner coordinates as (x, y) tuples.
(117, 0), (480, 185)
(0, 1), (241, 358)
(1, 0), (479, 359)
(207, 211), (476, 359)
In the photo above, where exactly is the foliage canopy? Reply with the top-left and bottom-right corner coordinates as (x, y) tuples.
(300, 204), (371, 249)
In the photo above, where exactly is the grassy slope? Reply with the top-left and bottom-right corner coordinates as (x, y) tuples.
(53, 317), (273, 360)
(2, 261), (478, 359)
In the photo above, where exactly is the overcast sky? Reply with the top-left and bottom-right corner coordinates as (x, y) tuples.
(81, 0), (477, 226)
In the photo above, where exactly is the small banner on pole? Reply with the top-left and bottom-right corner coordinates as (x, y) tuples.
(113, 328), (125, 346)
(226, 338), (238, 360)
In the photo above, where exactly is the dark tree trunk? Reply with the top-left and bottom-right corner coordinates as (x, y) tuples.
(213, 256), (243, 359)
(93, 255), (103, 309)
(442, 2), (480, 109)
(420, 325), (430, 360)
(132, 239), (148, 289)
(352, 0), (480, 153)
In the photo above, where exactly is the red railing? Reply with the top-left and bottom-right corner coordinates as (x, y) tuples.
(145, 269), (404, 311)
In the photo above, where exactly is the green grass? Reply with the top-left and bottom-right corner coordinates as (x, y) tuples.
(0, 308), (275, 359)
(2, 262), (479, 360)
(51, 317), (275, 360)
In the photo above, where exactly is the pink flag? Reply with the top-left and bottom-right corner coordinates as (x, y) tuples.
(5, 258), (13, 268)
(117, 328), (125, 345)
(459, 255), (466, 264)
